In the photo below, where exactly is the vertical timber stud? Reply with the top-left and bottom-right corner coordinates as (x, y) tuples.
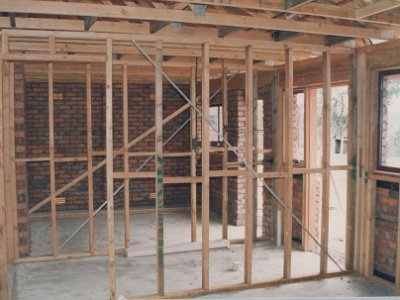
(244, 45), (254, 284)
(9, 62), (18, 260)
(303, 88), (318, 251)
(346, 54), (357, 271)
(86, 63), (95, 256)
(0, 42), (9, 300)
(105, 36), (116, 300)
(364, 68), (375, 277)
(272, 69), (282, 241)
(252, 69), (258, 241)
(222, 63), (228, 240)
(283, 47), (293, 279)
(354, 52), (367, 274)
(359, 54), (368, 276)
(48, 36), (58, 256)
(190, 67), (197, 243)
(320, 51), (331, 274)
(2, 32), (18, 269)
(201, 42), (210, 291)
(123, 64), (130, 251)
(155, 40), (165, 296)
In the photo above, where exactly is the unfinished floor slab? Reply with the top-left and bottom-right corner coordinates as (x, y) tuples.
(16, 210), (351, 299)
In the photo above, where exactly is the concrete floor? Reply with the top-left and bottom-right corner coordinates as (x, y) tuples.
(14, 210), (400, 299)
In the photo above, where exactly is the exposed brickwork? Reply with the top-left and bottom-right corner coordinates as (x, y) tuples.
(197, 89), (247, 225)
(259, 86), (274, 236)
(24, 82), (190, 213)
(226, 89), (246, 226)
(374, 181), (399, 281)
(292, 175), (303, 243)
(25, 82), (106, 211)
(14, 64), (29, 257)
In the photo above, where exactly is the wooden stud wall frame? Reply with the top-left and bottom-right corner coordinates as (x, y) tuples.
(2, 26), (400, 300)
(0, 30), (343, 300)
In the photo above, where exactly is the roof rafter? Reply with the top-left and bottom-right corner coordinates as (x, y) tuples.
(0, 0), (395, 39)
(160, 0), (400, 26)
(355, 0), (400, 19)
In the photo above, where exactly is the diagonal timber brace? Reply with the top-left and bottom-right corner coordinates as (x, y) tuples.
(29, 102), (191, 214)
(58, 71), (239, 249)
(130, 37), (344, 272)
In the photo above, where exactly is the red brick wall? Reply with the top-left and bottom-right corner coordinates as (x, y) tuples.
(25, 82), (106, 211)
(207, 85), (274, 228)
(374, 181), (399, 282)
(292, 175), (303, 243)
(24, 81), (191, 212)
(14, 64), (29, 257)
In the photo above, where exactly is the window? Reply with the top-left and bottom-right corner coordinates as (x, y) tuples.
(293, 92), (305, 163)
(209, 105), (223, 144)
(379, 69), (400, 171)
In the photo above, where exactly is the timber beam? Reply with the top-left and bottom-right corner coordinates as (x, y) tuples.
(0, 1), (395, 40)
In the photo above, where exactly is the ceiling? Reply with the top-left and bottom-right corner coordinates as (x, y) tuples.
(1, 0), (399, 82)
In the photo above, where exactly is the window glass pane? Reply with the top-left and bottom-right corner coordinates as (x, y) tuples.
(293, 92), (305, 162)
(316, 89), (324, 168)
(380, 72), (400, 169)
(331, 85), (348, 166)
(209, 106), (223, 143)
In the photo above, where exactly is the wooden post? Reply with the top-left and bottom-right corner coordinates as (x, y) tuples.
(86, 63), (95, 256)
(0, 56), (9, 300)
(155, 40), (165, 296)
(201, 42), (210, 291)
(364, 68), (375, 277)
(283, 47), (293, 279)
(272, 69), (281, 240)
(2, 32), (18, 266)
(48, 35), (58, 256)
(8, 62), (18, 260)
(244, 45), (254, 284)
(303, 88), (318, 251)
(105, 36), (116, 300)
(252, 69), (258, 241)
(123, 63), (130, 251)
(346, 54), (357, 271)
(222, 64), (228, 240)
(320, 51), (331, 274)
(190, 67), (197, 243)
(354, 52), (367, 274)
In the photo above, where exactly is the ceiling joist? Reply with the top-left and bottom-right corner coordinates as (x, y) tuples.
(355, 0), (400, 19)
(0, 0), (395, 40)
(160, 0), (400, 25)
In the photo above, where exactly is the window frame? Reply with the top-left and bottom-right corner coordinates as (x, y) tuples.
(377, 69), (400, 173)
(293, 89), (306, 166)
(209, 104), (223, 145)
